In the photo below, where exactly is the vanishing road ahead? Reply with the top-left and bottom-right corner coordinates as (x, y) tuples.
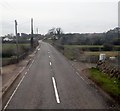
(4, 42), (115, 109)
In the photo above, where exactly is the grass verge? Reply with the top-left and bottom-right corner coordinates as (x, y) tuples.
(88, 67), (120, 101)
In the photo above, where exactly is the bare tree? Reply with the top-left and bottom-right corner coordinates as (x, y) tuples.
(56, 28), (63, 35)
(47, 27), (63, 39)
(48, 28), (56, 35)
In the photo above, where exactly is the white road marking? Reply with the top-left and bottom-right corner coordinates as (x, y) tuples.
(50, 62), (52, 66)
(76, 72), (89, 84)
(76, 72), (85, 81)
(80, 76), (85, 81)
(29, 64), (32, 68)
(27, 68), (30, 71)
(32, 60), (34, 64)
(29, 62), (33, 67)
(19, 67), (25, 73)
(28, 60), (34, 69)
(3, 66), (25, 110)
(49, 56), (50, 58)
(76, 72), (79, 75)
(3, 76), (25, 110)
(38, 48), (40, 50)
(25, 72), (27, 75)
(52, 77), (60, 104)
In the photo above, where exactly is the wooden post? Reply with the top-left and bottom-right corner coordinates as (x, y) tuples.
(31, 18), (33, 49)
(15, 20), (19, 62)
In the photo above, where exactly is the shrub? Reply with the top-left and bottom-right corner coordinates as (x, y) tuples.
(103, 43), (114, 51)
(2, 48), (15, 57)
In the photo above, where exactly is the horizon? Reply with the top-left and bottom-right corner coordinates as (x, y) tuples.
(1, 26), (119, 37)
(0, 0), (119, 36)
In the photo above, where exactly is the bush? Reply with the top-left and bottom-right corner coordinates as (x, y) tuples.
(89, 68), (120, 99)
(114, 47), (120, 51)
(83, 47), (100, 51)
(21, 45), (30, 52)
(103, 43), (113, 51)
(2, 48), (15, 57)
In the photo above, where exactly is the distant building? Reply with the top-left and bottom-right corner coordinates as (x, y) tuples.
(21, 33), (28, 37)
(3, 37), (13, 41)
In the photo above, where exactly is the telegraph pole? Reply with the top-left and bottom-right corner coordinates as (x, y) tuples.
(118, 28), (120, 69)
(118, 2), (120, 69)
(31, 18), (33, 49)
(15, 20), (19, 63)
(36, 28), (38, 34)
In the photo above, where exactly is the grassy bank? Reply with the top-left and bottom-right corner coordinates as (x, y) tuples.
(2, 43), (31, 58)
(89, 68), (120, 100)
(1, 43), (31, 66)
(2, 43), (30, 51)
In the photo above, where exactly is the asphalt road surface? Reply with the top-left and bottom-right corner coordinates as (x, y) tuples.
(4, 41), (117, 109)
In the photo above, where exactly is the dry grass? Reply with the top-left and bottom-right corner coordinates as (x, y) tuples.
(85, 51), (119, 57)
(2, 64), (17, 74)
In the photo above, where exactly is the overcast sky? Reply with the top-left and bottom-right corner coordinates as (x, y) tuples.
(0, 0), (119, 36)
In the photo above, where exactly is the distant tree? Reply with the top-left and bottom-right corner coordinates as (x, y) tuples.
(48, 27), (56, 35)
(103, 43), (113, 51)
(47, 27), (63, 39)
(113, 38), (120, 45)
(56, 28), (63, 35)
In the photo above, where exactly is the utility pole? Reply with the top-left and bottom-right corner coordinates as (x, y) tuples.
(36, 28), (38, 34)
(15, 20), (19, 63)
(118, 2), (120, 69)
(118, 28), (120, 69)
(31, 18), (33, 49)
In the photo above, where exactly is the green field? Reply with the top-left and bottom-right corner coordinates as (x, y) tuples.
(63, 47), (119, 61)
(1, 43), (31, 66)
(2, 43), (30, 51)
(64, 45), (120, 48)
(64, 45), (103, 48)
(63, 45), (119, 59)
(85, 51), (119, 57)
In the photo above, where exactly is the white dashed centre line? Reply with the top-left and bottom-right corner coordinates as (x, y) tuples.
(50, 62), (52, 66)
(49, 56), (50, 58)
(52, 77), (60, 104)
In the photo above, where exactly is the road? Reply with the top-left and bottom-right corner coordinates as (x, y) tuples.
(4, 41), (116, 109)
